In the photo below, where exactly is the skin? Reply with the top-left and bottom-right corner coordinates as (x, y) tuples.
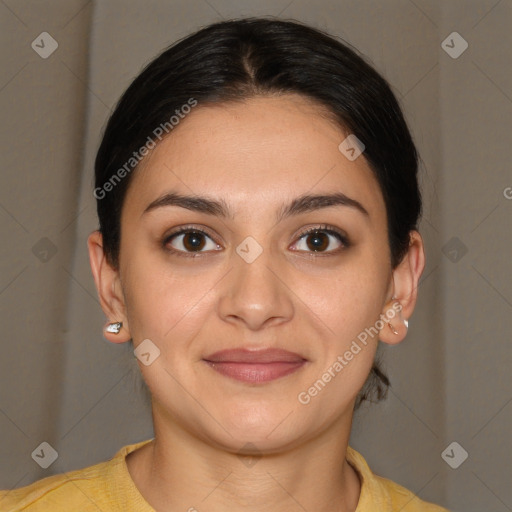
(88, 94), (425, 512)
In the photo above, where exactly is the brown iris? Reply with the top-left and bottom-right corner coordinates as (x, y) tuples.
(182, 232), (207, 251)
(305, 231), (329, 252)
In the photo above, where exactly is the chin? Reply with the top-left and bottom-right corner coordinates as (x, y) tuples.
(201, 401), (308, 453)
(209, 427), (304, 456)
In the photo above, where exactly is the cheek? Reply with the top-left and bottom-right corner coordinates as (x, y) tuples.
(121, 249), (221, 349)
(293, 262), (387, 415)
(303, 251), (390, 347)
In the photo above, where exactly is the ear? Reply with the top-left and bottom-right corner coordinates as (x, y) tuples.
(379, 230), (425, 345)
(87, 230), (131, 344)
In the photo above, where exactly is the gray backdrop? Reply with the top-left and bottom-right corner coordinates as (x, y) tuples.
(1, 1), (511, 511)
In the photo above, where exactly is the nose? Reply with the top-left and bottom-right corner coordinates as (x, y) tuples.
(216, 241), (295, 331)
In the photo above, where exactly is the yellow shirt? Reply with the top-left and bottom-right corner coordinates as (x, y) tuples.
(0, 439), (450, 511)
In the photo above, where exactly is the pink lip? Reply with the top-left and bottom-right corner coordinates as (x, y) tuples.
(203, 348), (307, 383)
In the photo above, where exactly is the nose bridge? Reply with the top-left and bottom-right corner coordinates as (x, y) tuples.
(217, 235), (294, 329)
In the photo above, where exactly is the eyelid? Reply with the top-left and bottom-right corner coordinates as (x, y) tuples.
(163, 224), (220, 243)
(293, 224), (348, 243)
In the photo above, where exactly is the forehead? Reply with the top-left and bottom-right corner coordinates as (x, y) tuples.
(123, 94), (385, 222)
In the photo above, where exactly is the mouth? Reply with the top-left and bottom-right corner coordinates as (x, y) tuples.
(202, 348), (307, 384)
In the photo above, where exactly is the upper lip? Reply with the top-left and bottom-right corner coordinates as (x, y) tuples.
(203, 348), (306, 363)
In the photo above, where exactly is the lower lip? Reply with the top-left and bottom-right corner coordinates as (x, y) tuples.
(203, 361), (306, 383)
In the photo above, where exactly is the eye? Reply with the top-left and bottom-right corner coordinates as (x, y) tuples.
(162, 224), (349, 258)
(163, 227), (221, 257)
(291, 225), (349, 254)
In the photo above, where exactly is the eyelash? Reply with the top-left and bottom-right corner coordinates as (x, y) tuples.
(162, 224), (350, 259)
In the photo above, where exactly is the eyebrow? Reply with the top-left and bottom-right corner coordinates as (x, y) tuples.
(141, 191), (369, 222)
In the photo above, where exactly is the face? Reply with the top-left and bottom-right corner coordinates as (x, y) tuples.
(114, 95), (397, 452)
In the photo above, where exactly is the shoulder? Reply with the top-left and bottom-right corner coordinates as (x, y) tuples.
(0, 459), (112, 512)
(0, 440), (153, 512)
(373, 473), (450, 511)
(346, 446), (451, 512)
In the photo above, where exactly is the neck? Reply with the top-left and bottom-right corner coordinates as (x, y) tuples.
(127, 405), (361, 512)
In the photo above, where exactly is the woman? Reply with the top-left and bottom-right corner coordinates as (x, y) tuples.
(0, 17), (449, 511)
